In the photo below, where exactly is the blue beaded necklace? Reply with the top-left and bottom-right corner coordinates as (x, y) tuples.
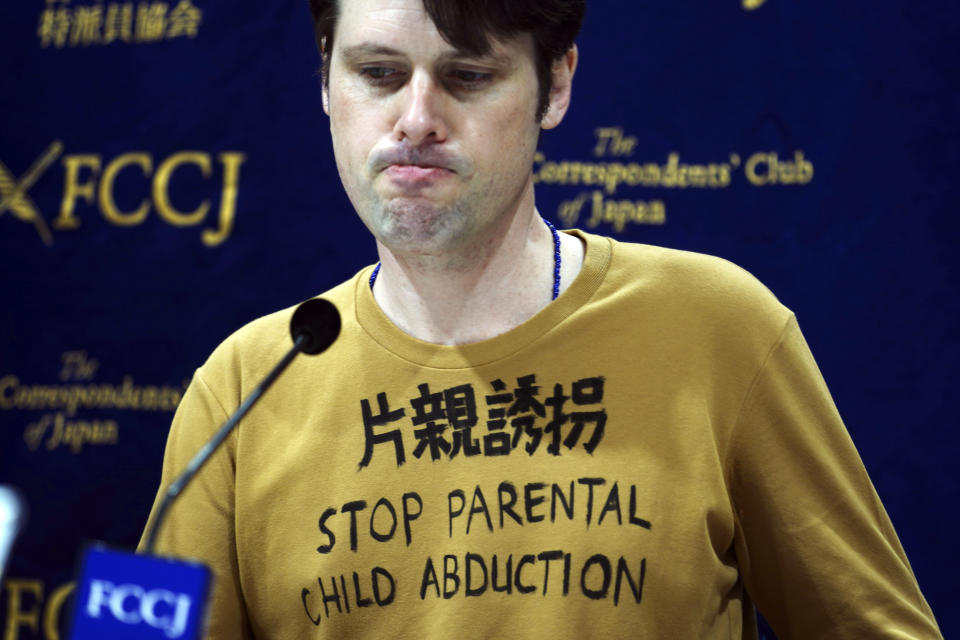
(369, 217), (562, 301)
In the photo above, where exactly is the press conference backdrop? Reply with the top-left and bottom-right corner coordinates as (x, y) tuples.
(1, 1), (956, 637)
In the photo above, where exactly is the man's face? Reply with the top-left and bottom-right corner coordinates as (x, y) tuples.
(324, 0), (553, 259)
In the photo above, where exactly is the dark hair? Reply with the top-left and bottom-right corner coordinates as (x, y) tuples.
(308, 0), (586, 120)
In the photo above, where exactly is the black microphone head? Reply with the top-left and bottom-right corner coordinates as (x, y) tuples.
(290, 298), (341, 355)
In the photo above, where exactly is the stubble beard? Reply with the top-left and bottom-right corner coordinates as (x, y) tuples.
(368, 194), (481, 268)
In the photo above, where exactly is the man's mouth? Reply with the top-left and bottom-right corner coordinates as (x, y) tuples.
(372, 145), (467, 177)
(384, 164), (454, 184)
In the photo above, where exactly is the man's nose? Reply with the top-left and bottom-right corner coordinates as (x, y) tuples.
(393, 71), (449, 146)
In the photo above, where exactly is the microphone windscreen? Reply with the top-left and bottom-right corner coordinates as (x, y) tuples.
(290, 298), (341, 355)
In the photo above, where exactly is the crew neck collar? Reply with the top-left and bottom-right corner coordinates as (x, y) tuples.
(353, 230), (612, 370)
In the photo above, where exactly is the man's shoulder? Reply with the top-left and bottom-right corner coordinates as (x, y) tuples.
(631, 240), (775, 296)
(577, 230), (792, 332)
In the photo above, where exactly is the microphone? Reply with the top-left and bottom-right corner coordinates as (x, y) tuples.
(0, 485), (25, 581)
(68, 298), (341, 640)
(291, 297), (341, 355)
(143, 297), (340, 552)
(143, 298), (339, 551)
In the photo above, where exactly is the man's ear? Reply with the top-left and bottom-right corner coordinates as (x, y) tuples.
(541, 45), (578, 130)
(321, 39), (331, 115)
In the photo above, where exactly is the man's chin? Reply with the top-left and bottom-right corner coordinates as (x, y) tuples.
(372, 214), (468, 255)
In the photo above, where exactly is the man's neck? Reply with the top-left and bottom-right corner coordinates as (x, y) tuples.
(370, 210), (584, 345)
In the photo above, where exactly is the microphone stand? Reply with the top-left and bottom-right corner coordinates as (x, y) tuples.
(142, 333), (308, 554)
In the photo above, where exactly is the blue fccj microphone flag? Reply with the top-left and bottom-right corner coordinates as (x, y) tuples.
(69, 546), (212, 640)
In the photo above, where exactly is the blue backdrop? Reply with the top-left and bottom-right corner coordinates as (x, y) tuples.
(1, 1), (956, 637)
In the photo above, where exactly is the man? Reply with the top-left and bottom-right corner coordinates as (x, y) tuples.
(142, 0), (942, 637)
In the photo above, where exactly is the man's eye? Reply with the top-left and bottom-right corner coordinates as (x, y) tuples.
(360, 66), (400, 82)
(450, 69), (493, 87)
